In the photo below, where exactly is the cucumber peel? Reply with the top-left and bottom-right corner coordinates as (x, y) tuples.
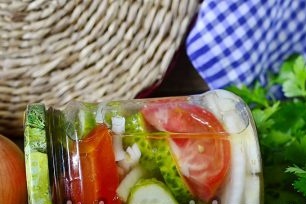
(24, 104), (52, 204)
(125, 112), (147, 133)
(152, 138), (194, 203)
(24, 104), (47, 153)
(76, 103), (96, 139)
(123, 112), (160, 176)
(124, 112), (193, 202)
(116, 165), (146, 202)
(25, 152), (52, 204)
(64, 102), (97, 140)
(103, 101), (122, 127)
(127, 179), (178, 204)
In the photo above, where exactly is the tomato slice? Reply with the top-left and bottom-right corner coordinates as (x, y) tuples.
(67, 124), (121, 204)
(141, 102), (231, 202)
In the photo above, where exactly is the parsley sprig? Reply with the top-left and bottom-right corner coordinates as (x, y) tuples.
(227, 55), (306, 203)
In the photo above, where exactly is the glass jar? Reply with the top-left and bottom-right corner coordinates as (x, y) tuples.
(24, 89), (263, 204)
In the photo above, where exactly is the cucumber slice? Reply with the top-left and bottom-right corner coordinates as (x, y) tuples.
(152, 138), (194, 203)
(24, 104), (52, 204)
(77, 104), (96, 139)
(127, 179), (178, 204)
(25, 152), (52, 204)
(123, 113), (160, 176)
(125, 113), (193, 202)
(77, 106), (96, 138)
(116, 165), (146, 202)
(24, 104), (47, 153)
(125, 112), (146, 133)
(64, 102), (97, 140)
(103, 101), (123, 126)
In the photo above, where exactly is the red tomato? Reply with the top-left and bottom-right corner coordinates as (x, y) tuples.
(142, 102), (231, 202)
(67, 124), (121, 204)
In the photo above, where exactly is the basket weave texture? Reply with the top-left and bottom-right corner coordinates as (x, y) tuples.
(0, 0), (199, 136)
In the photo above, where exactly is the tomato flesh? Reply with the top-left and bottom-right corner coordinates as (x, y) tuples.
(142, 102), (231, 202)
(67, 124), (121, 204)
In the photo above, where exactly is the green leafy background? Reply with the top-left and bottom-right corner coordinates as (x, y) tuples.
(227, 55), (306, 203)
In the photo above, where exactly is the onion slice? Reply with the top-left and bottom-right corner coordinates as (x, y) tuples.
(111, 116), (126, 161)
(202, 90), (261, 204)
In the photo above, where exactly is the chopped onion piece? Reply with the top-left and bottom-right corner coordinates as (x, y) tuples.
(111, 116), (126, 161)
(220, 135), (246, 204)
(169, 140), (190, 177)
(119, 143), (142, 172)
(118, 159), (131, 172)
(244, 174), (261, 204)
(179, 163), (190, 177)
(112, 116), (125, 134)
(116, 165), (146, 202)
(126, 144), (141, 163)
(131, 143), (142, 159)
(243, 122), (262, 174)
(205, 91), (247, 204)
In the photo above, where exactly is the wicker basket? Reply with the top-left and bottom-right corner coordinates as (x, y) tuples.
(0, 0), (199, 137)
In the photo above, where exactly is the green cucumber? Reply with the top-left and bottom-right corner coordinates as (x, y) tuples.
(24, 104), (52, 204)
(127, 179), (178, 204)
(24, 104), (47, 153)
(116, 165), (146, 202)
(103, 101), (123, 127)
(64, 102), (97, 140)
(123, 113), (160, 176)
(77, 105), (96, 138)
(103, 104), (160, 175)
(124, 113), (193, 203)
(75, 103), (97, 139)
(152, 138), (194, 203)
(25, 152), (51, 204)
(125, 112), (146, 133)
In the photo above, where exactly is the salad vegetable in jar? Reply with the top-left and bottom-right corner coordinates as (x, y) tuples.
(24, 89), (262, 204)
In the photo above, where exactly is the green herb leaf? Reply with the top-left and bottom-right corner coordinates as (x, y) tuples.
(227, 82), (269, 108)
(251, 102), (279, 131)
(286, 166), (306, 176)
(227, 54), (306, 202)
(277, 55), (306, 98)
(286, 166), (306, 197)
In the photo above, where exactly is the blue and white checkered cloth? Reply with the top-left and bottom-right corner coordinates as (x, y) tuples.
(186, 0), (306, 90)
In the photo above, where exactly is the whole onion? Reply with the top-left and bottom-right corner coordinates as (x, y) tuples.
(0, 134), (27, 204)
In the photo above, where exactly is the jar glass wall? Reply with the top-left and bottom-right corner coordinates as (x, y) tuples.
(24, 89), (263, 204)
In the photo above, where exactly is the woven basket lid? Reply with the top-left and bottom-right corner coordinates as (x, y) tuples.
(0, 0), (199, 137)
